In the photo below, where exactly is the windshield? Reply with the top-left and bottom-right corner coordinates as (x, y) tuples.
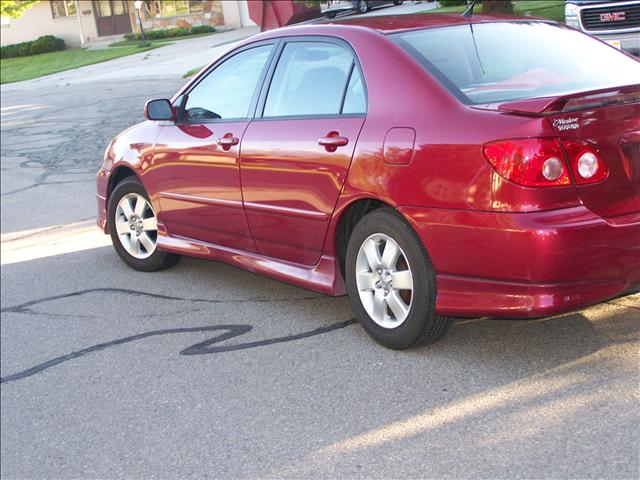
(391, 22), (640, 104)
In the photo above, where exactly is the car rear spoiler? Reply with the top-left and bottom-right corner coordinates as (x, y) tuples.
(475, 84), (640, 116)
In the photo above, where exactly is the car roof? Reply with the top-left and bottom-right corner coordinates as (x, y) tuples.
(320, 12), (548, 34)
(242, 13), (555, 49)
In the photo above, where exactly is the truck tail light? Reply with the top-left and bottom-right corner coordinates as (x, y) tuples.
(482, 138), (571, 187)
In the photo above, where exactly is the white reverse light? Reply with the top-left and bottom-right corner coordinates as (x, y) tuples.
(542, 157), (564, 180)
(577, 151), (599, 178)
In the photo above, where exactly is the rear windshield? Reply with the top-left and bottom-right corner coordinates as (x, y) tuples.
(391, 22), (640, 105)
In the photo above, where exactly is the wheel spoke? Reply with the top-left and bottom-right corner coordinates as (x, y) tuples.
(363, 239), (382, 271)
(129, 233), (140, 255)
(134, 195), (147, 217)
(115, 221), (130, 235)
(381, 240), (400, 269)
(387, 290), (409, 322)
(372, 289), (386, 322)
(391, 270), (413, 290)
(357, 271), (377, 291)
(120, 197), (135, 220)
(139, 232), (155, 253)
(142, 216), (157, 231)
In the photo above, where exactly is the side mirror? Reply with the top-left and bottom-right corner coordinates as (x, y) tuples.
(144, 99), (174, 121)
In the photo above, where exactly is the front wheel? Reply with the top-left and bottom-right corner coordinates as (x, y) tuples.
(108, 177), (180, 272)
(345, 209), (452, 349)
(393, 0), (404, 5)
(357, 0), (369, 14)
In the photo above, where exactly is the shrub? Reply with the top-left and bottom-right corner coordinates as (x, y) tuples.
(122, 25), (214, 41)
(190, 25), (215, 35)
(0, 35), (65, 59)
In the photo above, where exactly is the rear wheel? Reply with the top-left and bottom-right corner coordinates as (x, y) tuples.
(357, 0), (369, 14)
(108, 177), (180, 272)
(345, 209), (452, 349)
(393, 0), (404, 5)
(326, 11), (337, 18)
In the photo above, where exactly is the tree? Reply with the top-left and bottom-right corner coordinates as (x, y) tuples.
(482, 0), (514, 14)
(0, 0), (39, 19)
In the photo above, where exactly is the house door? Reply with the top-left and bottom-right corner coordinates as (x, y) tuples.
(93, 0), (132, 36)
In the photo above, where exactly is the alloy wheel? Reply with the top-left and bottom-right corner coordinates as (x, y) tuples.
(114, 193), (158, 259)
(355, 233), (413, 329)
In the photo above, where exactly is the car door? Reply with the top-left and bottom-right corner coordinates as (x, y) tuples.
(149, 42), (276, 251)
(240, 38), (367, 265)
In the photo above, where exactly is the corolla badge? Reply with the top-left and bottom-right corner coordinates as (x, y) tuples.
(553, 117), (580, 131)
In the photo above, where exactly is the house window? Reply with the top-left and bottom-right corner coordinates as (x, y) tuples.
(51, 0), (78, 18)
(145, 0), (204, 18)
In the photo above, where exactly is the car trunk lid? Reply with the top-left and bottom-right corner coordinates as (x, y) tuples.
(484, 86), (640, 218)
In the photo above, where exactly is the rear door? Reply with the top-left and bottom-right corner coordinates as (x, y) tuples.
(239, 38), (367, 265)
(548, 92), (640, 217)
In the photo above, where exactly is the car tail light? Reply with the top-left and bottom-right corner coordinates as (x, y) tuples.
(559, 139), (609, 185)
(482, 138), (571, 187)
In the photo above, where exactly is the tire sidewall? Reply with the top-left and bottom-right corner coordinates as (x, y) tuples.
(345, 209), (437, 349)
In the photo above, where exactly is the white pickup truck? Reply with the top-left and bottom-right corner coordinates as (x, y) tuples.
(565, 0), (640, 55)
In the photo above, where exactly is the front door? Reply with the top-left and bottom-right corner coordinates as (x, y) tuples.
(93, 0), (132, 36)
(240, 39), (367, 266)
(148, 42), (276, 251)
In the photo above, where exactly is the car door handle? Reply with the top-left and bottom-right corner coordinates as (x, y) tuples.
(217, 134), (239, 148)
(318, 132), (349, 151)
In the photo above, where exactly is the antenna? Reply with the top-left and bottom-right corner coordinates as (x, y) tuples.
(462, 0), (476, 18)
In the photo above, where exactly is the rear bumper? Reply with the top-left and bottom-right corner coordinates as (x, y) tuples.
(398, 205), (640, 318)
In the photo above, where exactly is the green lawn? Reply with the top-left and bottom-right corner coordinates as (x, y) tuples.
(0, 45), (159, 84)
(421, 0), (565, 22)
(108, 31), (217, 48)
(183, 65), (205, 78)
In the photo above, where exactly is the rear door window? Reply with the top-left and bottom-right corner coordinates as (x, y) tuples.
(263, 41), (366, 117)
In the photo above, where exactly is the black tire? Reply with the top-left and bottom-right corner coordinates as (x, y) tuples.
(393, 0), (404, 5)
(326, 11), (337, 18)
(345, 208), (452, 349)
(357, 0), (369, 14)
(107, 177), (180, 272)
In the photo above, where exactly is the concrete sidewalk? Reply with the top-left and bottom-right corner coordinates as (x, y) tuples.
(1, 26), (259, 92)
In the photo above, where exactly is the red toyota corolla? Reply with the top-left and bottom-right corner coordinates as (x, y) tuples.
(96, 13), (640, 349)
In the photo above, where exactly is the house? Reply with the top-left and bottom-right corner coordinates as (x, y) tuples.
(0, 0), (255, 48)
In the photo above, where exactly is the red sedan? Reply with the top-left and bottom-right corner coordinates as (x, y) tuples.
(96, 13), (640, 349)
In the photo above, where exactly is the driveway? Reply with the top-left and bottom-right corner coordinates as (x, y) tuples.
(1, 16), (639, 480)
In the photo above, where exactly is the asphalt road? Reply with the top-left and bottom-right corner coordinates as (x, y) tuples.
(1, 44), (640, 480)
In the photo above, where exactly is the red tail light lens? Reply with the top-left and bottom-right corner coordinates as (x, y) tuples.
(559, 139), (608, 185)
(482, 138), (571, 187)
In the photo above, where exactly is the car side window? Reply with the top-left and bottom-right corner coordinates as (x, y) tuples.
(263, 41), (365, 118)
(182, 44), (272, 122)
(342, 65), (366, 115)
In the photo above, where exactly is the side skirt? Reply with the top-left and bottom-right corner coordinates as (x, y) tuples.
(156, 233), (346, 296)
